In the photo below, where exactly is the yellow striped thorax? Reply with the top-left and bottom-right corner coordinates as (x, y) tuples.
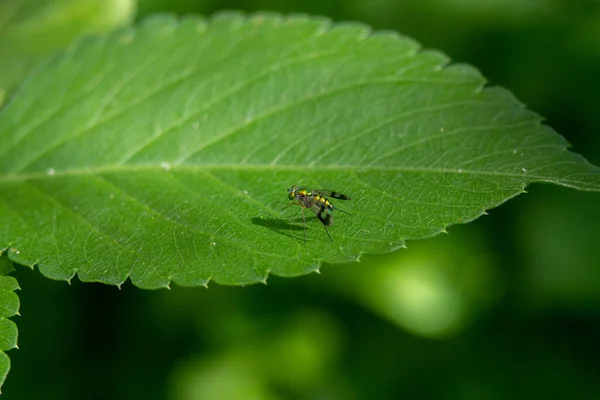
(312, 193), (332, 210)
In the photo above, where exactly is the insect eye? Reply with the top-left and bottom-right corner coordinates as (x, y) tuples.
(288, 191), (295, 200)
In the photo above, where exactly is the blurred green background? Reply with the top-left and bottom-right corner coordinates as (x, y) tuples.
(3, 0), (600, 398)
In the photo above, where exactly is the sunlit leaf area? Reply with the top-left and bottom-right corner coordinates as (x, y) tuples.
(2, 0), (600, 398)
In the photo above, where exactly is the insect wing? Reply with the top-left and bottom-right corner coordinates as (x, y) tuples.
(313, 189), (351, 200)
(308, 202), (333, 227)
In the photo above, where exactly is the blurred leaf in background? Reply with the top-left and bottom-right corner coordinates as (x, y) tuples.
(323, 227), (503, 339)
(0, 0), (135, 96)
(518, 186), (600, 311)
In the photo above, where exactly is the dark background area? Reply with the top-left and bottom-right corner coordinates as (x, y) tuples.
(5, 0), (600, 398)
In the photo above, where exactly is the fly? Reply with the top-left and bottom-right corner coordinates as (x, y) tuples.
(284, 185), (351, 243)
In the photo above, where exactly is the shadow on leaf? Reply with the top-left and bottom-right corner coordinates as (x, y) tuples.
(251, 216), (309, 240)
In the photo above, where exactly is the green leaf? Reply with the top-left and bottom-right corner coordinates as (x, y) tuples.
(0, 0), (135, 94)
(0, 255), (19, 392)
(1, 13), (599, 289)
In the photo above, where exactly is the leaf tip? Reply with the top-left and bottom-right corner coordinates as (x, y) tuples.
(200, 277), (212, 289)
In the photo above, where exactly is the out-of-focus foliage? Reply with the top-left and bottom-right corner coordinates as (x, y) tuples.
(518, 186), (600, 310)
(0, 0), (135, 94)
(3, 0), (600, 398)
(325, 228), (503, 339)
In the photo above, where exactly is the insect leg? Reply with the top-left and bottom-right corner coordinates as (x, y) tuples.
(334, 206), (351, 215)
(300, 205), (307, 244)
(282, 201), (300, 211)
(323, 223), (333, 242)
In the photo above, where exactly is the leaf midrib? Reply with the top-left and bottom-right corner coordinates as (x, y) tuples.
(0, 161), (573, 184)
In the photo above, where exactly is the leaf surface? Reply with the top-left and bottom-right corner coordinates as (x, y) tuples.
(1, 13), (599, 288)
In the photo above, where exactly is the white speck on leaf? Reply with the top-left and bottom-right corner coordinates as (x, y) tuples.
(46, 168), (55, 176)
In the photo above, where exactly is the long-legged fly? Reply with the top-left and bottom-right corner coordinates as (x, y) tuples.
(284, 185), (351, 243)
